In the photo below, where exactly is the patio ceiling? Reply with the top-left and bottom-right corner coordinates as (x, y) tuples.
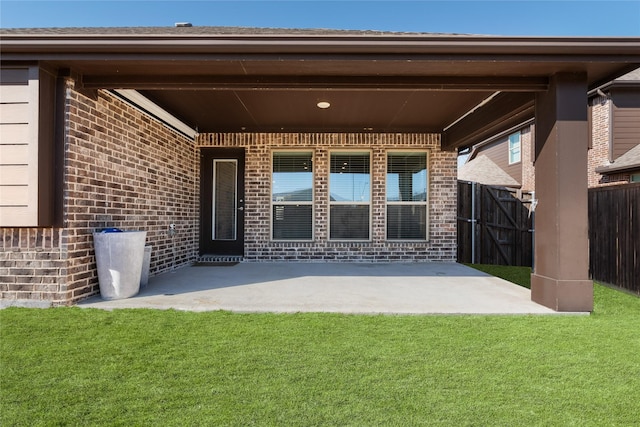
(2, 27), (639, 147)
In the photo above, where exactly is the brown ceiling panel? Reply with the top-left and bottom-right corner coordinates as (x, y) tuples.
(140, 88), (496, 133)
(55, 57), (637, 85)
(239, 59), (560, 78)
(236, 90), (417, 131)
(386, 91), (493, 129)
(141, 90), (255, 130)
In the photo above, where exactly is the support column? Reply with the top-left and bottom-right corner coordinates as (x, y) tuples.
(532, 73), (593, 312)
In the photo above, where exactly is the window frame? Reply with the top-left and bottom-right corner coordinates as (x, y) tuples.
(508, 131), (522, 165)
(385, 150), (430, 241)
(328, 150), (372, 242)
(270, 149), (315, 242)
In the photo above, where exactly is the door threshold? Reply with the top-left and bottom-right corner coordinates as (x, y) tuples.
(196, 255), (243, 266)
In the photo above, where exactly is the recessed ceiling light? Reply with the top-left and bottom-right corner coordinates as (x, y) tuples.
(317, 101), (331, 109)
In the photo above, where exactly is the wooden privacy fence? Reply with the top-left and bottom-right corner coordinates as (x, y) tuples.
(588, 183), (640, 294)
(457, 181), (534, 267)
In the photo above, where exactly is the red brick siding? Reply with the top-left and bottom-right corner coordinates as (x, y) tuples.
(197, 133), (457, 262)
(1, 82), (198, 305)
(2, 87), (458, 305)
(0, 228), (65, 305)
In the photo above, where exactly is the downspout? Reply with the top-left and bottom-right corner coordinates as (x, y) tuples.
(529, 191), (537, 271)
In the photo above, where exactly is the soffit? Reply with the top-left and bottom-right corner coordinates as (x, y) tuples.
(2, 28), (639, 141)
(140, 89), (493, 133)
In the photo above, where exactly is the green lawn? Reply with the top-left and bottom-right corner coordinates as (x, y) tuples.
(2, 268), (639, 426)
(466, 263), (533, 288)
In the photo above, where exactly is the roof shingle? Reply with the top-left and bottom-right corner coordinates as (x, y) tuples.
(0, 26), (468, 37)
(596, 144), (640, 174)
(458, 155), (521, 188)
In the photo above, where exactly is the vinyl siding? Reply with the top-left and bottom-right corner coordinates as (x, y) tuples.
(0, 67), (39, 226)
(611, 88), (640, 161)
(473, 136), (522, 185)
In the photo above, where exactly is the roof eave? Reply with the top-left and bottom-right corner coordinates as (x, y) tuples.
(2, 33), (640, 56)
(595, 164), (640, 174)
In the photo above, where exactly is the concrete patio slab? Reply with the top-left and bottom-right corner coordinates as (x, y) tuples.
(78, 262), (571, 315)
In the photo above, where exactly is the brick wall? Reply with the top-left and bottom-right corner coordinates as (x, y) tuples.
(1, 82), (198, 306)
(521, 100), (626, 192)
(197, 133), (457, 262)
(588, 95), (631, 187)
(0, 228), (65, 306)
(520, 126), (535, 192)
(2, 88), (458, 305)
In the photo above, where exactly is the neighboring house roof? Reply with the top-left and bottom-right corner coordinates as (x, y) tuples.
(595, 144), (640, 174)
(591, 66), (640, 96)
(615, 68), (640, 82)
(458, 155), (521, 188)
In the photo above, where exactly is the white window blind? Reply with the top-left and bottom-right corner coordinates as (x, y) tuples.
(386, 152), (428, 240)
(272, 152), (313, 240)
(329, 152), (370, 240)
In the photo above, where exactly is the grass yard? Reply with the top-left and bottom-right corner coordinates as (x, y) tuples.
(466, 263), (534, 288)
(2, 267), (639, 426)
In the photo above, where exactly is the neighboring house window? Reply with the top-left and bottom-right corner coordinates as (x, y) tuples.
(508, 132), (521, 164)
(631, 173), (640, 183)
(386, 152), (428, 240)
(329, 152), (371, 240)
(272, 151), (313, 240)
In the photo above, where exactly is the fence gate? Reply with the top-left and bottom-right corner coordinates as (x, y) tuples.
(457, 181), (534, 267)
(588, 183), (640, 293)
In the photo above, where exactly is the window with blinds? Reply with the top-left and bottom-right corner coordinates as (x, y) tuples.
(329, 152), (371, 240)
(386, 152), (428, 240)
(272, 151), (313, 240)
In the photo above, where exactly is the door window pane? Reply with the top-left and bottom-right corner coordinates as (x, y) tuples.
(386, 152), (428, 240)
(213, 160), (237, 240)
(272, 152), (313, 240)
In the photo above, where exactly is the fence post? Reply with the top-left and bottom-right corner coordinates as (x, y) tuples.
(471, 181), (476, 264)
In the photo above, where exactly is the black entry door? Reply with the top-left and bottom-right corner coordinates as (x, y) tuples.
(200, 148), (245, 256)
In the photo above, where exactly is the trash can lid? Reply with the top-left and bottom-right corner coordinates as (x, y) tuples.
(101, 228), (123, 233)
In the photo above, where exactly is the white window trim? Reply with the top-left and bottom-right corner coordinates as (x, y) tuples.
(270, 149), (315, 242)
(386, 150), (430, 241)
(508, 132), (522, 165)
(211, 159), (238, 241)
(328, 150), (372, 242)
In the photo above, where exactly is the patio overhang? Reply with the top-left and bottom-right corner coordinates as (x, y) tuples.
(2, 27), (640, 312)
(2, 28), (639, 148)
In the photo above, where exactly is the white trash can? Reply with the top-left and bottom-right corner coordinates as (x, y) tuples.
(93, 230), (147, 300)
